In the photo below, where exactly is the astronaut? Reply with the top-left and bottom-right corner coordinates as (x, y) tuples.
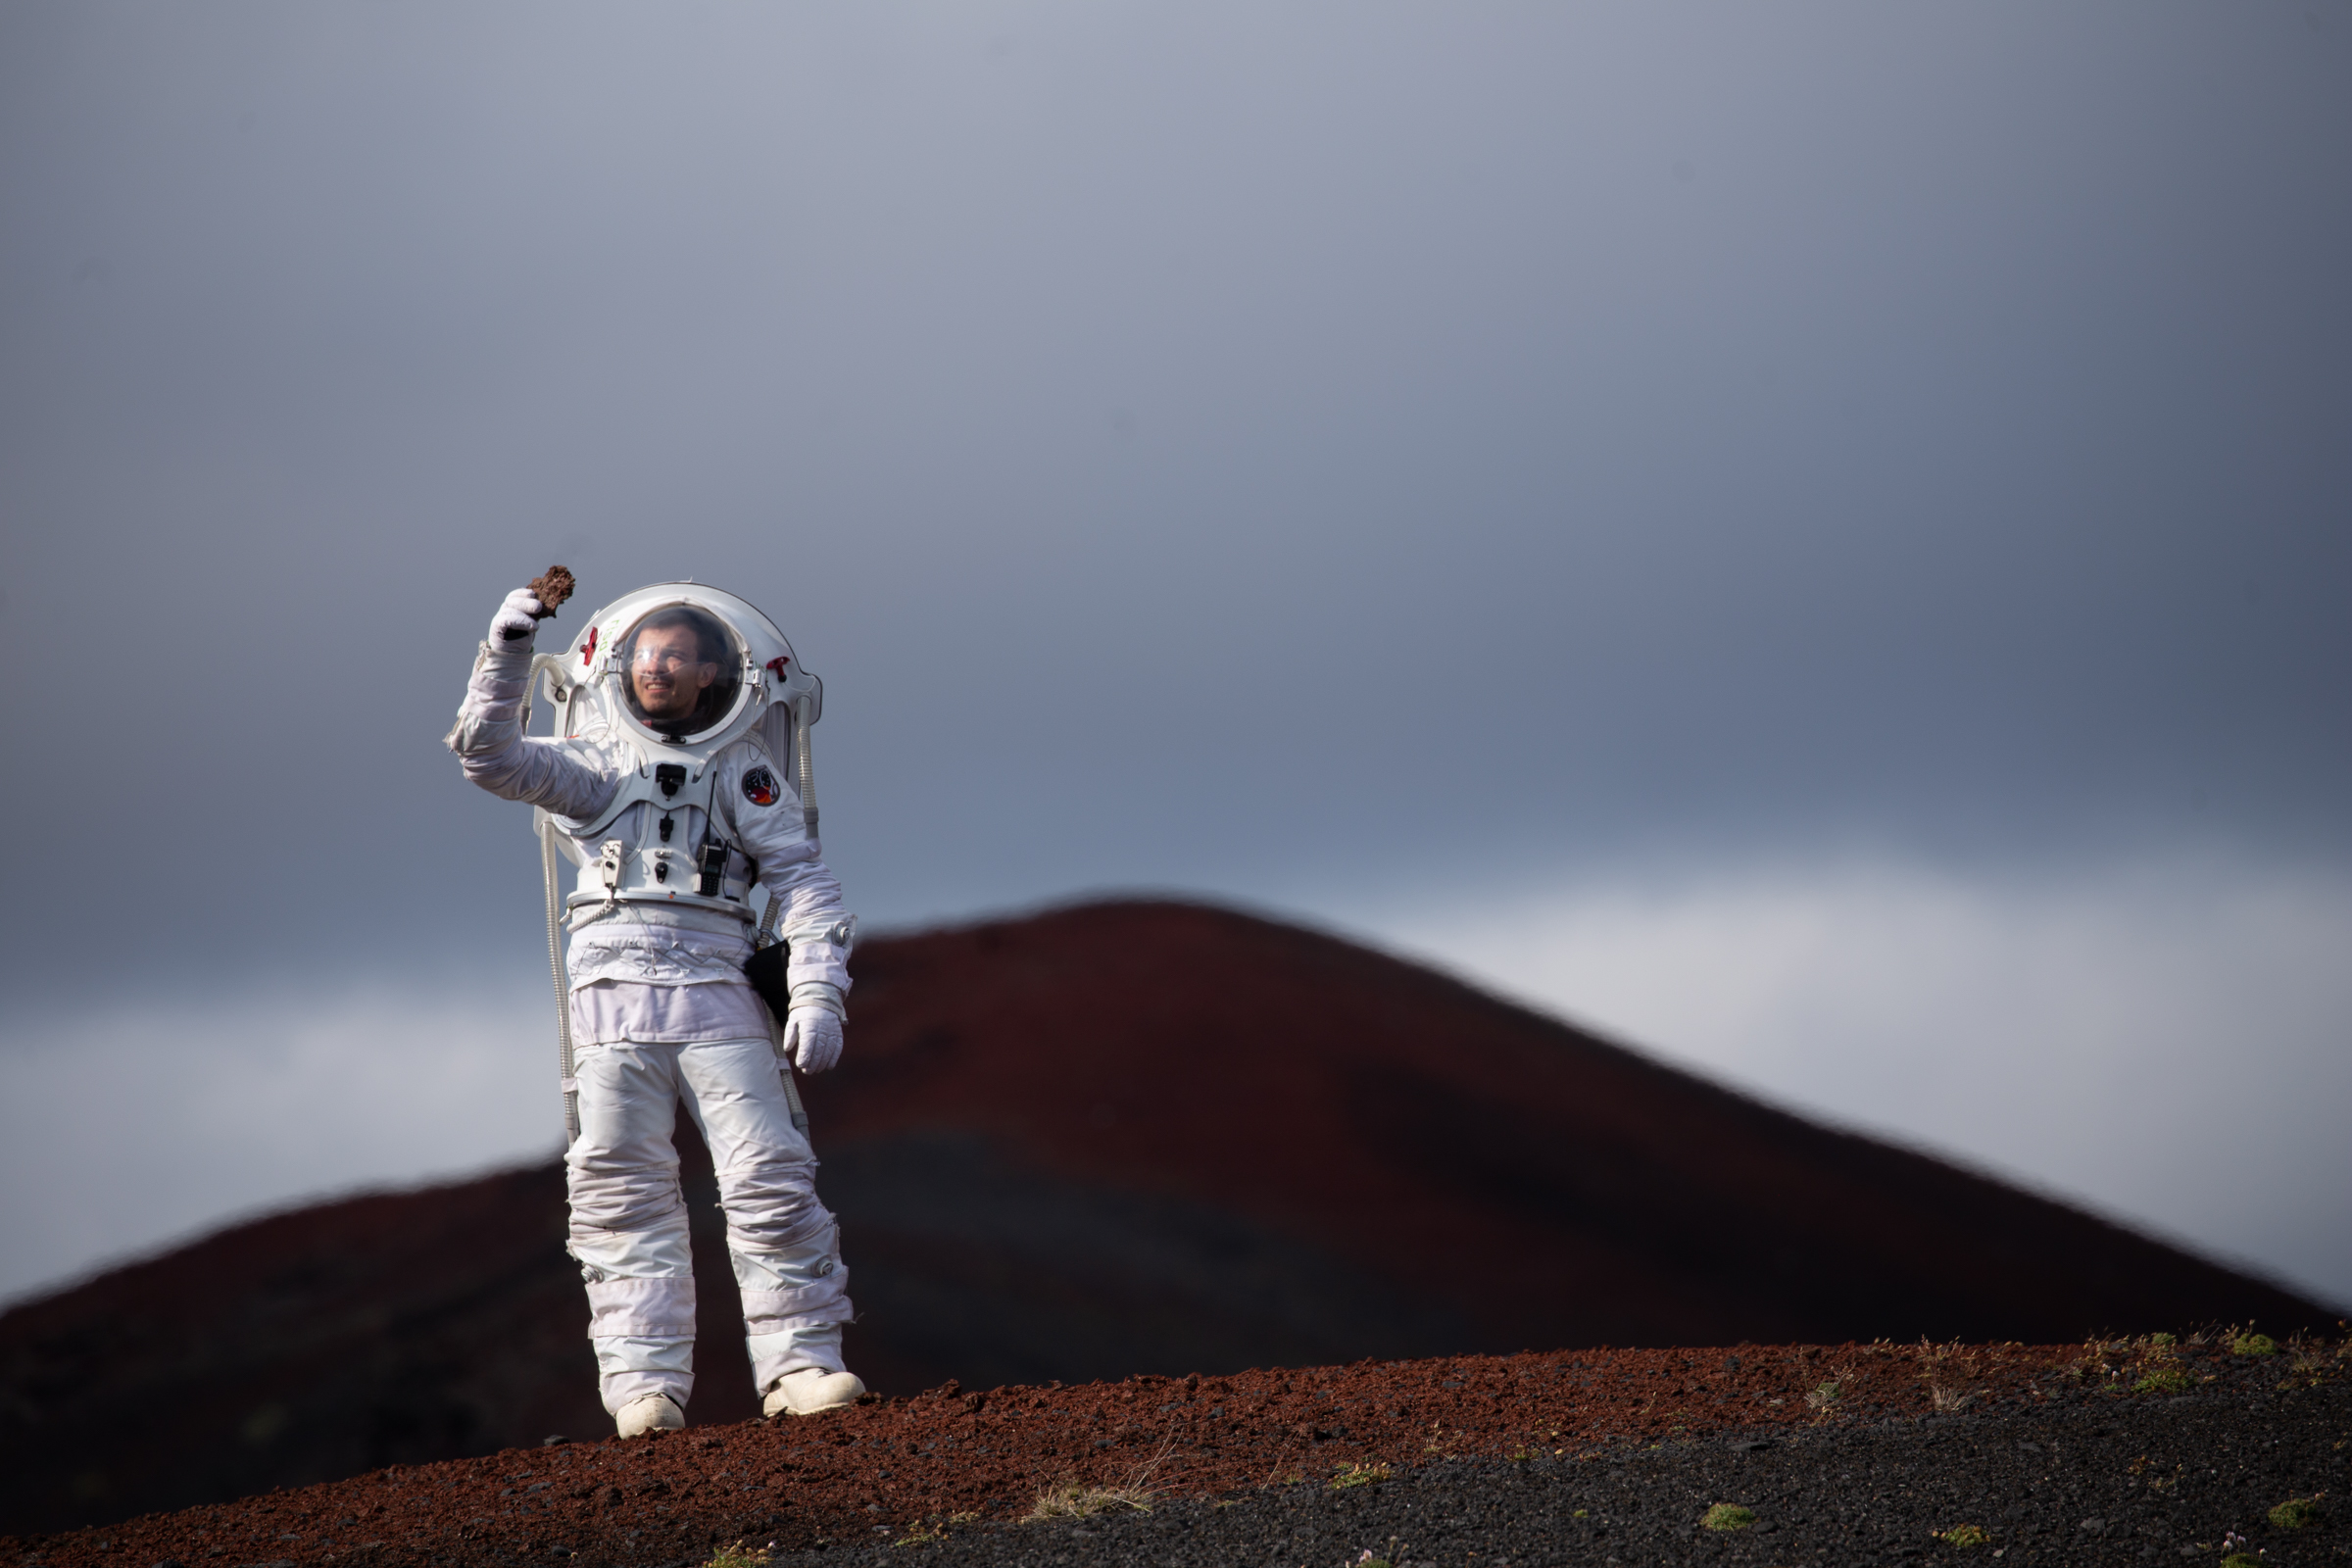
(447, 578), (862, 1438)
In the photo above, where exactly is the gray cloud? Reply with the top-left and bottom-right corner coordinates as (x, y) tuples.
(0, 0), (2344, 991)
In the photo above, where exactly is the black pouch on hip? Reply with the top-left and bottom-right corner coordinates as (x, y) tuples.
(744, 941), (793, 1023)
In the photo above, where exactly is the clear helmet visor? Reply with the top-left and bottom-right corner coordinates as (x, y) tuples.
(616, 604), (745, 737)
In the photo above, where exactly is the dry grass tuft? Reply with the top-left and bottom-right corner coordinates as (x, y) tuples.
(1917, 1338), (1982, 1412)
(703, 1543), (772, 1568)
(1026, 1433), (1175, 1521)
(1026, 1478), (1159, 1520)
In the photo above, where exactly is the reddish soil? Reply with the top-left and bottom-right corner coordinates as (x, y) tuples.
(6, 1339), (2119, 1567)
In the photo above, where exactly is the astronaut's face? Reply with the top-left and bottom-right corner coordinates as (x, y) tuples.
(629, 623), (718, 721)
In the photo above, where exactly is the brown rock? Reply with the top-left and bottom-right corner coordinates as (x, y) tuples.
(525, 564), (575, 616)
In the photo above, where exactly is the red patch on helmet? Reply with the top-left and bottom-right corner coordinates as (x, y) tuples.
(580, 626), (600, 666)
(742, 766), (780, 808)
(765, 655), (791, 677)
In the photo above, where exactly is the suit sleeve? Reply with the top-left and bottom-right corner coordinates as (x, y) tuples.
(444, 639), (615, 820)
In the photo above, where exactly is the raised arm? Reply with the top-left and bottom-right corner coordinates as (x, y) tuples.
(444, 588), (615, 820)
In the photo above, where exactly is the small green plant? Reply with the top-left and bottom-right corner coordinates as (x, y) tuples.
(1702, 1503), (1756, 1532)
(704, 1544), (773, 1568)
(892, 1512), (975, 1546)
(2134, 1365), (2191, 1395)
(2222, 1556), (2261, 1568)
(2269, 1495), (2322, 1530)
(1935, 1523), (1990, 1547)
(1805, 1380), (1841, 1410)
(1332, 1463), (1392, 1490)
(2148, 1331), (2177, 1347)
(1353, 1552), (1394, 1568)
(2233, 1332), (2278, 1356)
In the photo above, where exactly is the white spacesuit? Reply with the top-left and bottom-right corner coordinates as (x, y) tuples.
(447, 579), (862, 1438)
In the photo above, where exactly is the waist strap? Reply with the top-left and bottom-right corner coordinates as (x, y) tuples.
(567, 899), (754, 937)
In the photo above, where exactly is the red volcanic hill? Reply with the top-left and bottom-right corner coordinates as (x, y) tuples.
(0, 900), (2330, 1536)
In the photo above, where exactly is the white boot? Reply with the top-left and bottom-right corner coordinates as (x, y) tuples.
(762, 1368), (865, 1416)
(615, 1392), (685, 1438)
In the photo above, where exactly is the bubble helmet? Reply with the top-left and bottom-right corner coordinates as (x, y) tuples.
(543, 582), (821, 764)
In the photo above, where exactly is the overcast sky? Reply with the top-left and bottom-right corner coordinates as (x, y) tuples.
(2, 3), (2346, 1310)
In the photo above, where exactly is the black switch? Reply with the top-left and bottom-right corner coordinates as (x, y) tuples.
(655, 763), (686, 799)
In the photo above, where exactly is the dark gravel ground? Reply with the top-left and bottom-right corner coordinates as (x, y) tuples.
(778, 1348), (2348, 1568)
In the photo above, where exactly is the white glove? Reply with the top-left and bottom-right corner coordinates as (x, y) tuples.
(489, 588), (545, 645)
(782, 1006), (844, 1074)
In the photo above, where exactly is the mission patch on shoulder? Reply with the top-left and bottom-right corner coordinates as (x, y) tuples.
(742, 765), (781, 808)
